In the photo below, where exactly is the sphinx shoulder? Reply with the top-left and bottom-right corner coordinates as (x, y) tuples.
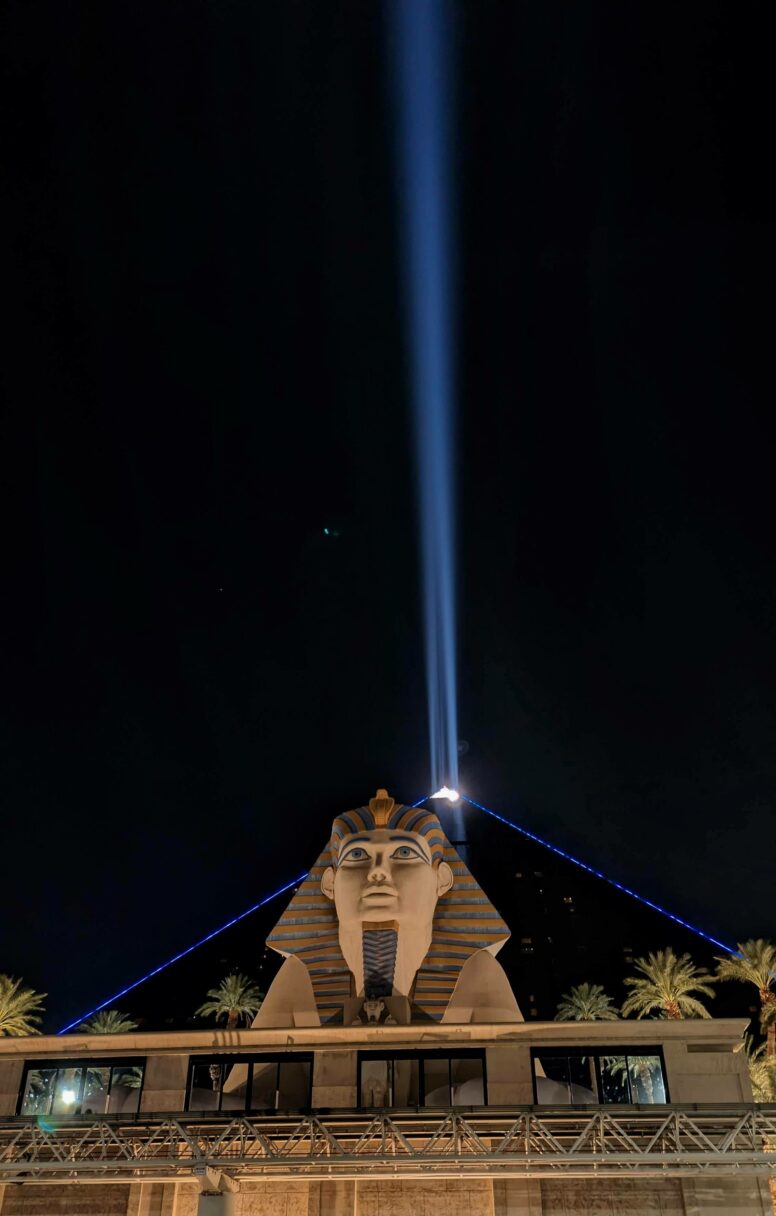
(442, 949), (524, 1024)
(252, 956), (322, 1028)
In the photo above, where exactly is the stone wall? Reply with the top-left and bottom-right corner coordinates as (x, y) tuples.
(0, 1063), (24, 1117)
(0, 1176), (773, 1216)
(662, 1041), (753, 1103)
(355, 1180), (494, 1216)
(1, 1184), (132, 1215)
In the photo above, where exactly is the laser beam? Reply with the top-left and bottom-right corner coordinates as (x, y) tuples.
(389, 0), (460, 808)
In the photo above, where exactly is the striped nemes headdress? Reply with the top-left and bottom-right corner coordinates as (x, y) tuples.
(329, 790), (446, 864)
(266, 790), (510, 1022)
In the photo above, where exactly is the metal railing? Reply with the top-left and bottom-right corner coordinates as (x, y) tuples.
(1, 1106), (775, 1183)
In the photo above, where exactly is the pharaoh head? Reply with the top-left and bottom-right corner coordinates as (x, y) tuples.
(322, 790), (454, 930)
(320, 791), (454, 997)
(266, 790), (510, 1021)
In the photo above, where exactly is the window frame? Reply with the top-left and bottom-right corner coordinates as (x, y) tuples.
(530, 1046), (670, 1105)
(17, 1058), (147, 1117)
(356, 1049), (487, 1109)
(185, 1053), (314, 1114)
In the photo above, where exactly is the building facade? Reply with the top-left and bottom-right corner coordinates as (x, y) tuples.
(2, 792), (773, 1214)
(0, 1017), (773, 1215)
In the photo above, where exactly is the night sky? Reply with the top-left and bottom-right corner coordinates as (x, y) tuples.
(3, 3), (774, 1033)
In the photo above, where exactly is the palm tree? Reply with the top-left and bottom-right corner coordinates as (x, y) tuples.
(196, 973), (263, 1028)
(716, 939), (776, 1055)
(555, 982), (620, 1022)
(77, 1009), (138, 1034)
(0, 975), (46, 1037)
(743, 1034), (776, 1102)
(622, 949), (715, 1020)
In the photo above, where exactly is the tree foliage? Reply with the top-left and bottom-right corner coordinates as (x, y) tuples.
(555, 982), (620, 1022)
(78, 1009), (138, 1034)
(0, 975), (46, 1037)
(622, 949), (715, 1020)
(744, 1034), (776, 1102)
(716, 939), (776, 1051)
(196, 973), (263, 1028)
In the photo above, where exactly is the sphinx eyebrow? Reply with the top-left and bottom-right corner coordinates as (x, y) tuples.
(341, 837), (370, 847)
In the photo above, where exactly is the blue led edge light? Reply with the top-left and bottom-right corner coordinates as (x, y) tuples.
(459, 794), (735, 956)
(58, 793), (432, 1036)
(57, 872), (309, 1035)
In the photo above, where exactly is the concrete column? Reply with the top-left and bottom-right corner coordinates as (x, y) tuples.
(197, 1195), (237, 1216)
(316, 1180), (356, 1216)
(681, 1175), (772, 1215)
(492, 1179), (543, 1216)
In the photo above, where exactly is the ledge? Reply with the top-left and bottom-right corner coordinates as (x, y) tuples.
(0, 1018), (750, 1059)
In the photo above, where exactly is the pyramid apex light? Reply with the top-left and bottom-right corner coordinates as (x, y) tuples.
(431, 786), (460, 803)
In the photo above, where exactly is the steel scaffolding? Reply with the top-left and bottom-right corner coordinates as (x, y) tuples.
(1, 1107), (775, 1184)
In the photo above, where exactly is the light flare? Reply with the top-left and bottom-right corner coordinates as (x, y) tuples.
(431, 786), (460, 803)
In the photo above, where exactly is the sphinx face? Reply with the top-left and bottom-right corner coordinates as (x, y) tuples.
(321, 828), (454, 937)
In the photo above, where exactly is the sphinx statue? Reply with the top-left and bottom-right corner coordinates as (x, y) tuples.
(252, 790), (523, 1026)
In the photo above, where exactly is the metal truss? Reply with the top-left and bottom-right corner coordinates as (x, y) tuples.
(1, 1107), (775, 1184)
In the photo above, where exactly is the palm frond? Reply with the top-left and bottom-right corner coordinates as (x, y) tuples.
(622, 949), (714, 1020)
(0, 975), (47, 1037)
(78, 1009), (138, 1035)
(715, 940), (776, 998)
(555, 982), (620, 1022)
(195, 973), (263, 1025)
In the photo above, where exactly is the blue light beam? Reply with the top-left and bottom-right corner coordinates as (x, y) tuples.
(461, 794), (735, 954)
(389, 0), (459, 799)
(57, 872), (308, 1035)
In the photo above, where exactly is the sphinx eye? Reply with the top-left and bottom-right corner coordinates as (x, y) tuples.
(341, 846), (368, 862)
(391, 844), (423, 860)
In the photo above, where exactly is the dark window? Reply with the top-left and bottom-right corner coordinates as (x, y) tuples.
(532, 1048), (667, 1105)
(19, 1060), (145, 1117)
(186, 1056), (312, 1113)
(358, 1051), (485, 1108)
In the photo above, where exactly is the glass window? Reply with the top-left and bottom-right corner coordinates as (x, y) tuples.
(81, 1067), (110, 1116)
(392, 1058), (419, 1106)
(21, 1069), (56, 1116)
(108, 1066), (143, 1115)
(625, 1055), (666, 1104)
(186, 1056), (311, 1114)
(51, 1068), (83, 1116)
(251, 1061), (278, 1110)
(599, 1055), (631, 1104)
(451, 1056), (484, 1105)
(19, 1061), (145, 1117)
(359, 1053), (485, 1109)
(423, 1058), (450, 1107)
(278, 1061), (311, 1109)
(360, 1058), (390, 1107)
(189, 1062), (220, 1111)
(533, 1054), (597, 1103)
(534, 1050), (667, 1105)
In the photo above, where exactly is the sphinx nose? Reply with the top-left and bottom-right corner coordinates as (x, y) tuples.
(367, 856), (389, 883)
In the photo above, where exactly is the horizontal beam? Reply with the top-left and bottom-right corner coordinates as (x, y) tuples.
(1, 1108), (774, 1183)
